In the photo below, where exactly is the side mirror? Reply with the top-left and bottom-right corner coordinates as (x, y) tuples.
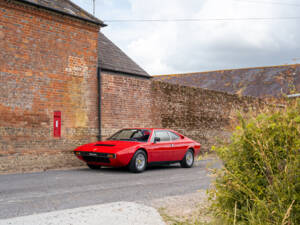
(154, 137), (160, 143)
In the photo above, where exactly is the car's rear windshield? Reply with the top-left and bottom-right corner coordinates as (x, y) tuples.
(107, 129), (151, 142)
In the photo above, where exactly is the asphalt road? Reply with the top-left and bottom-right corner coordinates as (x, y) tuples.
(0, 159), (220, 219)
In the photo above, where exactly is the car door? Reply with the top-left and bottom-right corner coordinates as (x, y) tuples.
(168, 131), (186, 161)
(147, 130), (173, 162)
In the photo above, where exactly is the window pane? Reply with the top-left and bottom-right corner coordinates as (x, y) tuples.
(169, 132), (180, 140)
(108, 129), (150, 142)
(132, 129), (151, 142)
(155, 131), (170, 142)
(113, 130), (135, 139)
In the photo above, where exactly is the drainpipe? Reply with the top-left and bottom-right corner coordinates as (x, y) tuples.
(97, 66), (102, 141)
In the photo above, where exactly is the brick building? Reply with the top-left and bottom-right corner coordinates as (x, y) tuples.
(0, 0), (153, 172)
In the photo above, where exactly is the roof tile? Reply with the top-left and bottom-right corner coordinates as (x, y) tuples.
(17, 0), (104, 25)
(154, 65), (300, 98)
(98, 32), (150, 78)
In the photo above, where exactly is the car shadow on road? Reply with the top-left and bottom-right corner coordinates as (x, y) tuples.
(147, 164), (182, 171)
(74, 163), (184, 174)
(73, 159), (220, 174)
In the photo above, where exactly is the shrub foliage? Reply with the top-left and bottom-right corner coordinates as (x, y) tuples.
(210, 99), (300, 225)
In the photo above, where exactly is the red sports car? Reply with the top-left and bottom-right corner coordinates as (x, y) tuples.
(74, 128), (201, 173)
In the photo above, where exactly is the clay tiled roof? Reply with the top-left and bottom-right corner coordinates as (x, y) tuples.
(154, 65), (300, 98)
(98, 32), (150, 78)
(17, 0), (105, 25)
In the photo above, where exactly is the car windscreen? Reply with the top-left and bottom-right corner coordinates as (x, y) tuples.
(107, 129), (151, 142)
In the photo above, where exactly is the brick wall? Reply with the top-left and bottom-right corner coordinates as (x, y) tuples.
(151, 81), (264, 151)
(101, 71), (159, 138)
(0, 0), (100, 172)
(100, 74), (265, 152)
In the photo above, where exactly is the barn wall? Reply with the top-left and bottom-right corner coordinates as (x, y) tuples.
(0, 0), (100, 172)
(100, 71), (159, 139)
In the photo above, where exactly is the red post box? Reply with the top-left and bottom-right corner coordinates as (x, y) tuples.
(53, 111), (61, 137)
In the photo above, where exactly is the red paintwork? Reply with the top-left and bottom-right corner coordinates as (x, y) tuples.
(53, 111), (61, 138)
(74, 128), (201, 167)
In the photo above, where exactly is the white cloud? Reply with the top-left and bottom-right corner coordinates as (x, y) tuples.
(74, 0), (300, 74)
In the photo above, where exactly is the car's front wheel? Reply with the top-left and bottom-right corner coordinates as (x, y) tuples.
(180, 149), (194, 168)
(87, 164), (101, 170)
(129, 150), (147, 173)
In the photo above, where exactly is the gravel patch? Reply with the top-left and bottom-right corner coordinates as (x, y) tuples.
(148, 191), (212, 224)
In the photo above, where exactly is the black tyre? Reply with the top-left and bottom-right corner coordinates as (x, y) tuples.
(87, 164), (101, 170)
(180, 149), (194, 168)
(129, 150), (147, 173)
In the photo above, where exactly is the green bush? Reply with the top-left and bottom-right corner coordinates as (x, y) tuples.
(209, 99), (300, 225)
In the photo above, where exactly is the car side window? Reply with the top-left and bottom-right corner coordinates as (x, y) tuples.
(155, 131), (171, 142)
(168, 131), (180, 141)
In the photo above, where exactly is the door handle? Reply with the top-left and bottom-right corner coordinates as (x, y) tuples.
(170, 144), (174, 147)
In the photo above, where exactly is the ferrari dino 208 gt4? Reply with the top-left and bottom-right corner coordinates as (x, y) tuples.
(74, 128), (201, 173)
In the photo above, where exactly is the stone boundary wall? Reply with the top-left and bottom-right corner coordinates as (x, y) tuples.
(100, 77), (266, 152)
(151, 81), (265, 151)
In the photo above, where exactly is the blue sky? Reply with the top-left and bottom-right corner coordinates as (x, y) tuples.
(73, 0), (300, 75)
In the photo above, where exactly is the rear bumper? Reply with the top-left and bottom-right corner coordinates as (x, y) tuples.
(74, 151), (128, 167)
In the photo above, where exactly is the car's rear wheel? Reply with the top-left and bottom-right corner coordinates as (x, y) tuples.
(180, 149), (194, 168)
(129, 150), (147, 173)
(87, 164), (101, 170)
